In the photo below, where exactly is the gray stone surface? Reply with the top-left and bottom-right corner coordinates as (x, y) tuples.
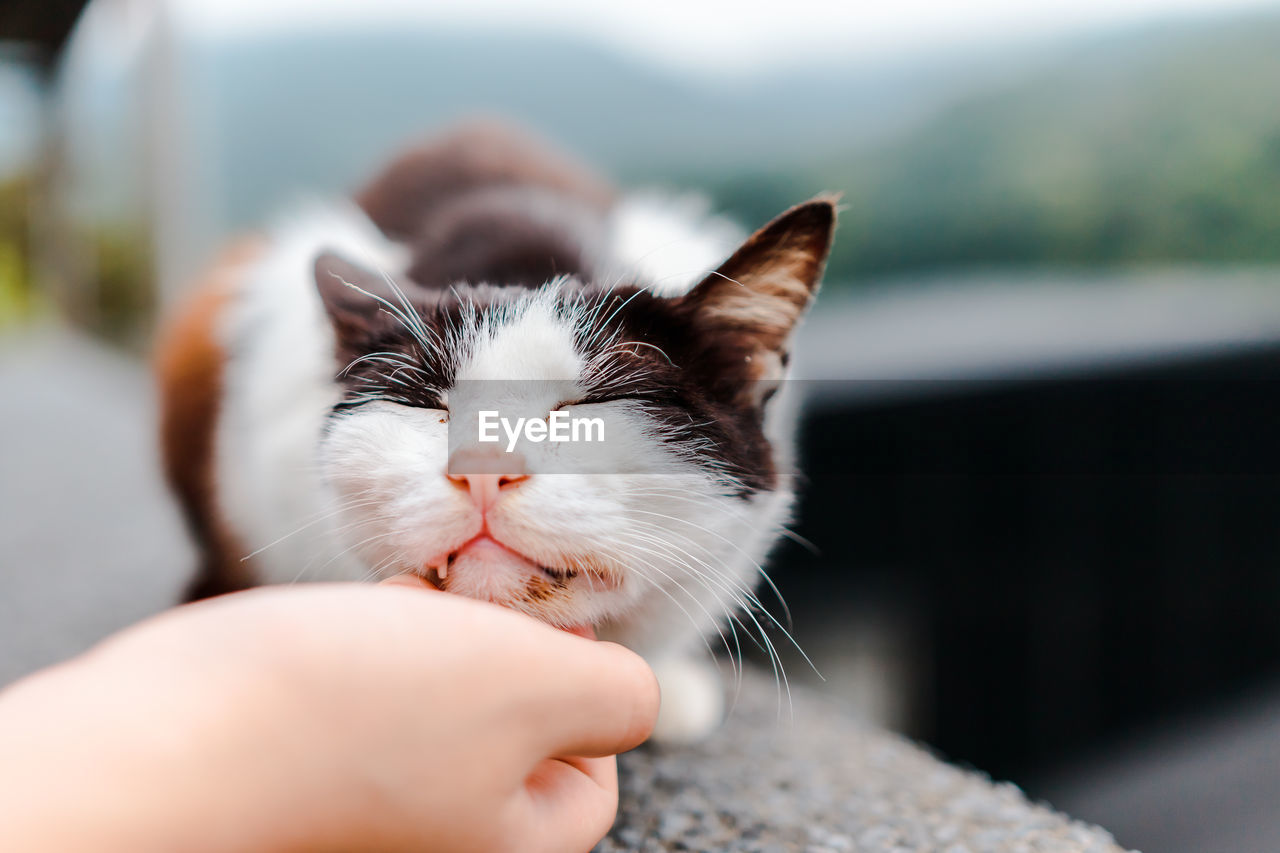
(605, 669), (1126, 852)
(1, 325), (1130, 852)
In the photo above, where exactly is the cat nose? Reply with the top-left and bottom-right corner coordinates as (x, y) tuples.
(447, 448), (529, 511)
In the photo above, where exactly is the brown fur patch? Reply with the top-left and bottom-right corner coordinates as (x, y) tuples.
(154, 238), (261, 600)
(356, 119), (615, 242)
(522, 572), (562, 604)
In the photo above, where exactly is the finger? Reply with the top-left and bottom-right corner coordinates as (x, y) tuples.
(522, 640), (660, 760)
(356, 584), (657, 756)
(514, 755), (619, 853)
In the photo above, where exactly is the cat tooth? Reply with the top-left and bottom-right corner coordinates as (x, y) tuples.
(422, 556), (448, 582)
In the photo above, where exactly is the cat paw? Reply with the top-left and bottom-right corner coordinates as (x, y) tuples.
(649, 656), (723, 744)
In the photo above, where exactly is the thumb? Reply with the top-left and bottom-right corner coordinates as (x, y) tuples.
(374, 577), (658, 757)
(522, 638), (660, 760)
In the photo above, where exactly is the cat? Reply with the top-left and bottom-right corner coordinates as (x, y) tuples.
(156, 121), (836, 742)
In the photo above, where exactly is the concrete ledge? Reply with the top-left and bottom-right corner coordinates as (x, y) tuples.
(605, 668), (1126, 852)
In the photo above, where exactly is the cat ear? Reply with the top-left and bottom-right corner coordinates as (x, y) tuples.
(680, 196), (836, 381)
(314, 251), (402, 339)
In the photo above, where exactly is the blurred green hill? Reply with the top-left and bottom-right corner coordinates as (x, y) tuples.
(202, 31), (1001, 229)
(703, 15), (1280, 284)
(64, 10), (1280, 300)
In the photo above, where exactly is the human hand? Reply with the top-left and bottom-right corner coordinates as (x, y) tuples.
(0, 579), (658, 852)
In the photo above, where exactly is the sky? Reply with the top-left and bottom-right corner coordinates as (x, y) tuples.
(176, 0), (1280, 77)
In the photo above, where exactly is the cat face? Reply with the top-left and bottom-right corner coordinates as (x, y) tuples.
(313, 199), (835, 641)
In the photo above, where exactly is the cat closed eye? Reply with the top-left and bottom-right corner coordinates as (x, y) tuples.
(564, 394), (652, 408)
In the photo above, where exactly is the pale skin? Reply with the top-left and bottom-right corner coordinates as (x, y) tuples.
(0, 577), (660, 852)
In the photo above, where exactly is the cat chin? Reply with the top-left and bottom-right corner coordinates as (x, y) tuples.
(438, 536), (547, 600)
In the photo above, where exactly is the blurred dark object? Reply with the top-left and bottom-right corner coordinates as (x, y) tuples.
(774, 279), (1280, 795)
(790, 349), (1280, 781)
(0, 0), (88, 63)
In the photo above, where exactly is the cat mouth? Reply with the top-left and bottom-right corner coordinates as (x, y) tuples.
(433, 534), (580, 583)
(418, 535), (621, 629)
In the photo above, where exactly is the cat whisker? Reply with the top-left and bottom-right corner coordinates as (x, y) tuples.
(621, 515), (816, 717)
(239, 495), (389, 562)
(617, 550), (734, 675)
(626, 508), (812, 661)
(303, 527), (401, 581)
(614, 487), (797, 625)
(606, 532), (757, 691)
